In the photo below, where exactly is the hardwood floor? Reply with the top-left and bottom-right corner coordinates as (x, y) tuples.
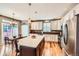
(42, 41), (64, 56)
(7, 41), (64, 56)
(0, 45), (3, 54)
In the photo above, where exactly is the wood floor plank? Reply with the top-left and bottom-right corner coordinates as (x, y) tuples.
(8, 41), (63, 56)
(43, 41), (63, 56)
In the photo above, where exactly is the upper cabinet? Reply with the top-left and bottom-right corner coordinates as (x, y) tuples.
(30, 20), (61, 32)
(31, 21), (43, 30)
(51, 20), (61, 30)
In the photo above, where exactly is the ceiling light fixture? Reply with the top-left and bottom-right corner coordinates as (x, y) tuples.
(35, 11), (38, 14)
(29, 3), (31, 6)
(28, 3), (31, 23)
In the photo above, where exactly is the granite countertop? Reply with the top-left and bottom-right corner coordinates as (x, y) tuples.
(18, 34), (44, 48)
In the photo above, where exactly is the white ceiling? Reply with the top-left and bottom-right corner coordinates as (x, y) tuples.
(0, 3), (78, 20)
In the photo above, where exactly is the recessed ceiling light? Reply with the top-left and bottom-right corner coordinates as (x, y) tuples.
(28, 3), (31, 6)
(35, 11), (38, 14)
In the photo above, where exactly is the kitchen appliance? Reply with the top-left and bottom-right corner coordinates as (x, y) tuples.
(60, 14), (77, 56)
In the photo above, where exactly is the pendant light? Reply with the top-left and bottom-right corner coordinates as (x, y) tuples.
(28, 3), (31, 24)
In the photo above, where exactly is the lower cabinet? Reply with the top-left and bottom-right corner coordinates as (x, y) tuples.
(19, 39), (44, 56)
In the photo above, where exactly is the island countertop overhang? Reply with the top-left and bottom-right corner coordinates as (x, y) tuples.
(18, 34), (44, 48)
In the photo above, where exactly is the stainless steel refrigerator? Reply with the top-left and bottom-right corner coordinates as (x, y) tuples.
(60, 14), (79, 56)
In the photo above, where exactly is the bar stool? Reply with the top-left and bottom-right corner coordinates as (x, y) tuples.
(18, 34), (22, 39)
(4, 37), (12, 55)
(13, 36), (20, 56)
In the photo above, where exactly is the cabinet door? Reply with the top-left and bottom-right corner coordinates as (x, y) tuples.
(51, 20), (61, 30)
(31, 22), (42, 30)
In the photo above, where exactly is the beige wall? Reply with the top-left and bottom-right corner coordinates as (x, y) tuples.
(18, 21), (21, 35)
(0, 18), (2, 45)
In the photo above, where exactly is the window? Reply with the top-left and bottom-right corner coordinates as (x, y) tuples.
(2, 20), (19, 39)
(43, 22), (51, 32)
(12, 24), (18, 38)
(3, 23), (12, 38)
(21, 24), (29, 37)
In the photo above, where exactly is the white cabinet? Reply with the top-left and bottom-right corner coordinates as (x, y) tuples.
(51, 20), (61, 30)
(44, 34), (58, 42)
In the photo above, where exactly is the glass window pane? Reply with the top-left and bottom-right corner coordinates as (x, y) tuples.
(12, 24), (18, 38)
(21, 24), (29, 37)
(43, 22), (51, 32)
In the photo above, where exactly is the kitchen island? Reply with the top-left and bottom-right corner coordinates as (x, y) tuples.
(18, 34), (45, 56)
